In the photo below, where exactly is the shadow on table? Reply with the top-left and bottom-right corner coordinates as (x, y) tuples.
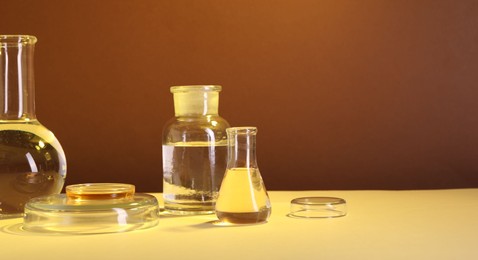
(1, 212), (268, 235)
(194, 220), (267, 228)
(0, 222), (155, 237)
(0, 222), (59, 237)
(161, 219), (268, 233)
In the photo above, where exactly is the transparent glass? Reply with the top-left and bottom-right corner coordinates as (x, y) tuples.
(66, 183), (135, 201)
(289, 197), (347, 218)
(162, 85), (230, 215)
(216, 127), (271, 224)
(0, 35), (66, 219)
(24, 183), (159, 234)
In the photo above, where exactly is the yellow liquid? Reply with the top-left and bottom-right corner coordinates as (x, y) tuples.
(0, 121), (66, 218)
(215, 168), (271, 224)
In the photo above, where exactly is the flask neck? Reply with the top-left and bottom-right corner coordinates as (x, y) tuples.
(171, 86), (221, 116)
(0, 35), (37, 121)
(227, 127), (258, 169)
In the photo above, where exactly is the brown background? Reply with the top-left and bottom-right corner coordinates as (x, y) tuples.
(2, 0), (478, 191)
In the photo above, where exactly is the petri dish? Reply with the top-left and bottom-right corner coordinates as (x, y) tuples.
(23, 183), (159, 234)
(289, 197), (347, 218)
(66, 183), (135, 201)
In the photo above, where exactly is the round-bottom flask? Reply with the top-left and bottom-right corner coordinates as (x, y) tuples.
(0, 122), (66, 218)
(0, 35), (66, 219)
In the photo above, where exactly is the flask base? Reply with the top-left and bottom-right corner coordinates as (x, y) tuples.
(216, 209), (271, 224)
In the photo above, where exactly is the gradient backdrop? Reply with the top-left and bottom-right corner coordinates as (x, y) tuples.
(2, 0), (478, 191)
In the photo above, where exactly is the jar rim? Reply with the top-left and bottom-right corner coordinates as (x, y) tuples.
(170, 85), (222, 93)
(0, 35), (37, 45)
(227, 127), (258, 134)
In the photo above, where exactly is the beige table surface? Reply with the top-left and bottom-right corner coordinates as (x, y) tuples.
(1, 190), (477, 260)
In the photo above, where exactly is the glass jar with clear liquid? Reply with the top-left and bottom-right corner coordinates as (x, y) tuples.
(0, 35), (67, 219)
(162, 85), (230, 214)
(216, 127), (271, 224)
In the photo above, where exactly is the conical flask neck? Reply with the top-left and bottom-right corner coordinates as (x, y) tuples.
(227, 127), (258, 169)
(0, 35), (37, 121)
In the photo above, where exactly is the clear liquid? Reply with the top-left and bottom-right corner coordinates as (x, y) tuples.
(215, 168), (271, 224)
(162, 142), (227, 214)
(0, 122), (66, 218)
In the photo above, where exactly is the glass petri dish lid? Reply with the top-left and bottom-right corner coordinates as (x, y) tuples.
(289, 197), (347, 218)
(66, 183), (135, 200)
(23, 183), (159, 234)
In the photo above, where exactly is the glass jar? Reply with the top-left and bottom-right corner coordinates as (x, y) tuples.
(0, 35), (67, 219)
(162, 85), (230, 215)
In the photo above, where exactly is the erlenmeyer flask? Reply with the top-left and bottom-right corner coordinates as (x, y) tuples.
(0, 35), (67, 219)
(215, 127), (271, 224)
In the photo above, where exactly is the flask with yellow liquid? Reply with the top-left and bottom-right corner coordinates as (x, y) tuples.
(215, 127), (271, 224)
(0, 35), (67, 219)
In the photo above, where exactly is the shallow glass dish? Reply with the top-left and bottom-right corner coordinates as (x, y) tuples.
(23, 183), (159, 234)
(289, 197), (347, 218)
